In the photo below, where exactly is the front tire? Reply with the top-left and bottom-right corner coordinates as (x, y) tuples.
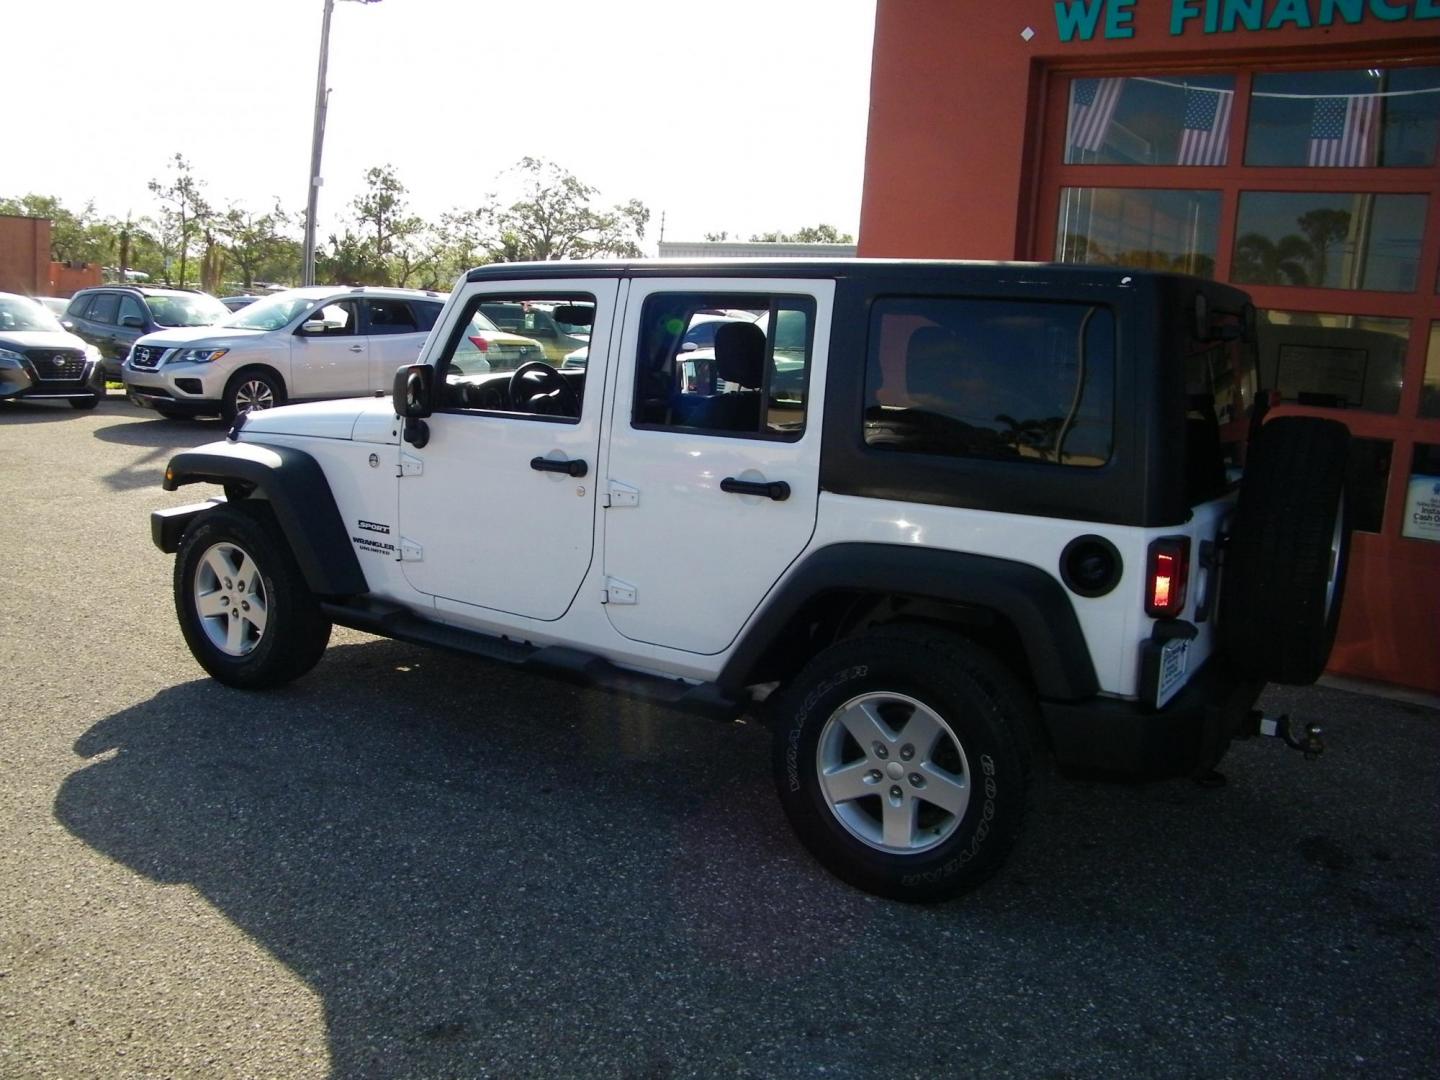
(222, 368), (284, 423)
(174, 503), (331, 688)
(771, 628), (1034, 901)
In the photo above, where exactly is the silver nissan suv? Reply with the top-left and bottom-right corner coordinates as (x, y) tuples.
(122, 286), (448, 421)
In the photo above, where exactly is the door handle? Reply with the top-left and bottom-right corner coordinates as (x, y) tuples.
(349, 344), (364, 353)
(721, 477), (790, 501)
(530, 456), (588, 478)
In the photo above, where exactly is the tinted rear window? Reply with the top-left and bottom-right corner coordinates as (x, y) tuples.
(864, 297), (1115, 467)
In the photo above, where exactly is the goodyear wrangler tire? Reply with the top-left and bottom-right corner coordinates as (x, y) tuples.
(1220, 415), (1352, 685)
(771, 628), (1033, 902)
(175, 502), (332, 689)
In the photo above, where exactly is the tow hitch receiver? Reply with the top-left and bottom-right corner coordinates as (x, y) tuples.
(1250, 711), (1325, 759)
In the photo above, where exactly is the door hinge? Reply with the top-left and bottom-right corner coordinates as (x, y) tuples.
(600, 577), (637, 605)
(397, 453), (424, 477)
(399, 537), (423, 562)
(603, 480), (640, 508)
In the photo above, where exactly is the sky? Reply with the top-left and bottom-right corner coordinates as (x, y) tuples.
(4, 0), (878, 252)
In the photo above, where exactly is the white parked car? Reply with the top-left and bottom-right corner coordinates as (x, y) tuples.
(123, 286), (452, 421)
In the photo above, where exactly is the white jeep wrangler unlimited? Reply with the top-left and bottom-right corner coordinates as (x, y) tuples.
(151, 260), (1351, 901)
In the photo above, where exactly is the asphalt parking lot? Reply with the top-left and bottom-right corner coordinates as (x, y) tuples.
(1, 395), (1437, 1079)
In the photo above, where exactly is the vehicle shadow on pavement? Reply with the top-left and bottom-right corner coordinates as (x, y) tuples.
(55, 639), (1440, 1078)
(85, 416), (223, 492)
(90, 416), (227, 448)
(0, 398), (132, 424)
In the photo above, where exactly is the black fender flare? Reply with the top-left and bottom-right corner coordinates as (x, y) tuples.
(718, 543), (1099, 701)
(161, 440), (368, 597)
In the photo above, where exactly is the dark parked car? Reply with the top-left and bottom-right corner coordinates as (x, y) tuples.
(0, 292), (106, 409)
(219, 295), (263, 312)
(65, 286), (229, 379)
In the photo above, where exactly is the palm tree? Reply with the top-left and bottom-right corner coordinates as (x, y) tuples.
(1232, 232), (1313, 286)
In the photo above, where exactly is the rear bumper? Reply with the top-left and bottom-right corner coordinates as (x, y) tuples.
(1040, 660), (1264, 779)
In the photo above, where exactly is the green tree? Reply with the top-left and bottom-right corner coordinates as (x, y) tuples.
(487, 157), (649, 262)
(424, 206), (493, 286)
(322, 164), (427, 286)
(222, 202), (297, 289)
(318, 229), (386, 286)
(147, 154), (211, 288)
(749, 223), (854, 244)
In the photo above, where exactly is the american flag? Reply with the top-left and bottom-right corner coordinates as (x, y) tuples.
(1308, 95), (1381, 167)
(1176, 86), (1233, 166)
(1069, 77), (1124, 154)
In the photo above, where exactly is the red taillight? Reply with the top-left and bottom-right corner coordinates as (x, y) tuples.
(468, 335), (490, 352)
(1146, 537), (1190, 618)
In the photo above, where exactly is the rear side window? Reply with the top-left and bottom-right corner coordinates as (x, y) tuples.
(365, 298), (421, 334)
(864, 298), (1115, 467)
(411, 301), (443, 332)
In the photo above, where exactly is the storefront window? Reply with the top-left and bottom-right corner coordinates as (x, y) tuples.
(1403, 444), (1440, 543)
(1246, 67), (1440, 168)
(1232, 192), (1427, 292)
(1065, 74), (1237, 166)
(1257, 311), (1408, 414)
(1424, 323), (1440, 419)
(1347, 438), (1393, 534)
(1055, 188), (1219, 277)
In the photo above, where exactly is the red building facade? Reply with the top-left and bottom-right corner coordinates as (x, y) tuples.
(859, 0), (1440, 692)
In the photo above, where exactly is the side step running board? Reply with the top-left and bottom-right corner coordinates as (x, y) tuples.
(319, 599), (742, 721)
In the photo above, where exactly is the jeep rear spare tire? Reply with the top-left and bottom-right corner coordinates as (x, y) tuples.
(771, 628), (1033, 901)
(1220, 415), (1351, 685)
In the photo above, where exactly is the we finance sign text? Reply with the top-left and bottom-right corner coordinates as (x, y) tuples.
(1055, 0), (1439, 41)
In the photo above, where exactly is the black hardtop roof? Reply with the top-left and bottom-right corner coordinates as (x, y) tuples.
(463, 257), (1250, 303)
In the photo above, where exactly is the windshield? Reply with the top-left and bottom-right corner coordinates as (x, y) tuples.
(0, 296), (64, 334)
(225, 293), (322, 332)
(146, 294), (230, 328)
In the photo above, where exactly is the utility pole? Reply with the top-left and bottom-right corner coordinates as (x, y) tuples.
(302, 0), (381, 286)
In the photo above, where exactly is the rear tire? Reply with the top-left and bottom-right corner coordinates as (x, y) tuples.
(174, 502), (331, 689)
(1220, 416), (1352, 685)
(771, 628), (1033, 901)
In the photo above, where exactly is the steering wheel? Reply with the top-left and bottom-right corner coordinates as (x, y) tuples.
(508, 361), (579, 416)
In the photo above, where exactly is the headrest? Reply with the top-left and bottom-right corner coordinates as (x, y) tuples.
(713, 321), (766, 389)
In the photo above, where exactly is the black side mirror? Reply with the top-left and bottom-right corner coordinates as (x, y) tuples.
(121, 315), (145, 329)
(393, 363), (433, 418)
